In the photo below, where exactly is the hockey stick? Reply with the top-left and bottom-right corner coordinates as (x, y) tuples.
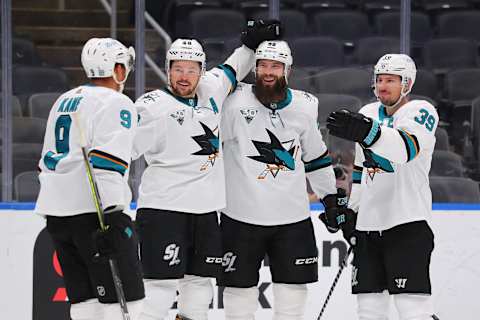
(72, 113), (131, 320)
(316, 242), (354, 320)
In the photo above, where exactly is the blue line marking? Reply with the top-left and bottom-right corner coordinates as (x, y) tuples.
(2, 202), (480, 211)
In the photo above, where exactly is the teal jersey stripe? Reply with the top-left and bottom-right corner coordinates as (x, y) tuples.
(304, 155), (332, 173)
(90, 154), (127, 176)
(217, 64), (237, 90)
(398, 130), (419, 161)
(209, 97), (219, 114)
(352, 170), (362, 183)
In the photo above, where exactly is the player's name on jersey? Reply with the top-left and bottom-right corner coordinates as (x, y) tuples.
(57, 97), (83, 113)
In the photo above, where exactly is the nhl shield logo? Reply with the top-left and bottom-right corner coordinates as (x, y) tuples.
(240, 108), (257, 124)
(170, 109), (186, 125)
(97, 286), (106, 297)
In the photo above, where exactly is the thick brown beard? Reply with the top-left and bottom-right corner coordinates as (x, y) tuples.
(254, 75), (288, 106)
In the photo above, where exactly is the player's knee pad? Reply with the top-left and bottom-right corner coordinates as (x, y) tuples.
(272, 283), (307, 320)
(70, 299), (103, 320)
(139, 279), (178, 320)
(394, 294), (435, 320)
(177, 275), (213, 320)
(104, 298), (144, 320)
(223, 286), (259, 320)
(357, 292), (390, 320)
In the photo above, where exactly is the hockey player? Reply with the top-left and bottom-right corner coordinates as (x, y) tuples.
(218, 40), (346, 320)
(132, 21), (282, 320)
(35, 38), (144, 320)
(326, 54), (439, 320)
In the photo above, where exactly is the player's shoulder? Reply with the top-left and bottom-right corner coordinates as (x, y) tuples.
(290, 88), (318, 106)
(227, 82), (254, 101)
(359, 101), (381, 116)
(77, 85), (133, 111)
(289, 88), (318, 118)
(395, 99), (439, 122)
(404, 99), (437, 115)
(135, 89), (166, 107)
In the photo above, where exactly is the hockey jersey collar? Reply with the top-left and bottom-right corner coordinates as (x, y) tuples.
(163, 87), (198, 108)
(254, 87), (293, 111)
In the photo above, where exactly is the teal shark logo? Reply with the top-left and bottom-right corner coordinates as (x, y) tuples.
(248, 129), (297, 179)
(192, 122), (219, 171)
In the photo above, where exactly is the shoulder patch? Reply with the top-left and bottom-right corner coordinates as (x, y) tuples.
(139, 91), (162, 105)
(240, 108), (258, 124)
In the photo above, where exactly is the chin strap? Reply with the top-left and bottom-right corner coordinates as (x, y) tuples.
(112, 69), (130, 93)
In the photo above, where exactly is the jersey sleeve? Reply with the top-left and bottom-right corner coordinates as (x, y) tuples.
(206, 45), (255, 100)
(89, 95), (137, 210)
(132, 93), (167, 160)
(368, 102), (438, 164)
(300, 99), (337, 199)
(347, 143), (365, 211)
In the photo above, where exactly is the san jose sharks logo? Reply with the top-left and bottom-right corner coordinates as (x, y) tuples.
(191, 122), (219, 171)
(248, 129), (298, 179)
(240, 108), (258, 124)
(362, 149), (394, 180)
(170, 109), (186, 125)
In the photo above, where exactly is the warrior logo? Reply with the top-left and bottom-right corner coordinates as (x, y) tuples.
(248, 129), (298, 179)
(240, 108), (258, 124)
(395, 278), (408, 289)
(192, 122), (219, 171)
(351, 265), (359, 287)
(170, 109), (186, 126)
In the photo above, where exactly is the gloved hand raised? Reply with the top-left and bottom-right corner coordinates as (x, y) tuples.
(326, 109), (381, 148)
(241, 19), (282, 50)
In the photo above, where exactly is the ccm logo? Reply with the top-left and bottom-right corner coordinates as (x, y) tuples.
(295, 257), (318, 265)
(205, 257), (223, 264)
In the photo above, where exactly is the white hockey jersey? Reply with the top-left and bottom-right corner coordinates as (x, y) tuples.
(133, 45), (254, 213)
(36, 85), (137, 216)
(348, 100), (438, 231)
(221, 83), (337, 226)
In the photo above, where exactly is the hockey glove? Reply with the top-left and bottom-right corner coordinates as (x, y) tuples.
(337, 208), (357, 246)
(319, 188), (348, 233)
(326, 109), (381, 148)
(93, 224), (134, 258)
(241, 19), (282, 50)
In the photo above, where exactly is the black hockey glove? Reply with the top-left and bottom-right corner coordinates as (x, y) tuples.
(337, 208), (357, 246)
(241, 19), (282, 50)
(93, 224), (133, 258)
(326, 109), (381, 148)
(319, 188), (348, 233)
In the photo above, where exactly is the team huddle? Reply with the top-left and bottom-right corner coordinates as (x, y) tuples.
(35, 20), (439, 320)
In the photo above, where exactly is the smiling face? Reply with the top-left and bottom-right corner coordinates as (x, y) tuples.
(169, 60), (202, 98)
(254, 59), (288, 104)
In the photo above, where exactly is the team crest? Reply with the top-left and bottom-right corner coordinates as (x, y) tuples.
(248, 129), (298, 179)
(191, 122), (220, 171)
(240, 108), (258, 124)
(362, 149), (394, 181)
(170, 109), (186, 125)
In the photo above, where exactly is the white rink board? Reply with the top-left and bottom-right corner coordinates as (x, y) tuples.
(1, 209), (480, 320)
